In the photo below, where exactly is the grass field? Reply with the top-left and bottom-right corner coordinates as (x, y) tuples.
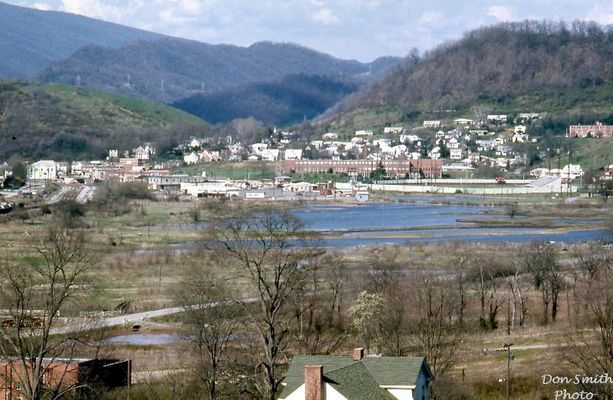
(176, 161), (277, 180)
(570, 137), (613, 172)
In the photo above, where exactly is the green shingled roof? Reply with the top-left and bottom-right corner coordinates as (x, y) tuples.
(326, 362), (397, 400)
(280, 355), (431, 399)
(362, 357), (428, 387)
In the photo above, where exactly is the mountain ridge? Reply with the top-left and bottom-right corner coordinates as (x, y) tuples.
(38, 37), (400, 103)
(173, 73), (361, 126)
(0, 1), (163, 78)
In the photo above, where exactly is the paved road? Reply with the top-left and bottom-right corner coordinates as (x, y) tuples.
(46, 185), (96, 204)
(51, 306), (185, 335)
(46, 186), (71, 204)
(51, 297), (257, 335)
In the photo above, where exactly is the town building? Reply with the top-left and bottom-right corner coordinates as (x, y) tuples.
(454, 118), (474, 126)
(279, 348), (432, 400)
(284, 149), (303, 161)
(422, 120), (441, 129)
(28, 160), (57, 180)
(322, 132), (339, 141)
(282, 159), (442, 178)
(0, 358), (130, 400)
(567, 122), (613, 138)
(384, 126), (405, 134)
(487, 114), (508, 123)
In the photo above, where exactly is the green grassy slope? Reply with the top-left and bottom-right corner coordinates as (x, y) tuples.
(0, 81), (210, 160)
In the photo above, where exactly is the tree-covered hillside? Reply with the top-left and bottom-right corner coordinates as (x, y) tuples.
(0, 1), (162, 78)
(0, 81), (209, 160)
(327, 21), (613, 130)
(38, 39), (397, 103)
(173, 74), (360, 126)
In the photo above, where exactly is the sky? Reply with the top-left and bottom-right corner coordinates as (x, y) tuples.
(5, 0), (613, 61)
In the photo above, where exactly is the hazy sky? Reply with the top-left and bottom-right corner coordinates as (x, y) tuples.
(5, 0), (613, 61)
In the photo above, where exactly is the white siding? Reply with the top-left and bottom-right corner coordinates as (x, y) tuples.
(386, 388), (414, 400)
(281, 383), (348, 400)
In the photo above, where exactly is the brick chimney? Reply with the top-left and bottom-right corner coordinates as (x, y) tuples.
(352, 347), (364, 361)
(304, 365), (323, 400)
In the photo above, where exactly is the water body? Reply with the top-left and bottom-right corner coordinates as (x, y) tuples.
(104, 333), (185, 346)
(104, 333), (247, 346)
(290, 203), (610, 247)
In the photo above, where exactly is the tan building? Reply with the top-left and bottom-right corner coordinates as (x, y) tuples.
(568, 122), (613, 138)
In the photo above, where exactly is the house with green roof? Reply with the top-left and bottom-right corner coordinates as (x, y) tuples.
(279, 348), (433, 400)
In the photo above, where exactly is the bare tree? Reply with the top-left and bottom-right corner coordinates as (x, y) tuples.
(323, 253), (346, 330)
(0, 224), (90, 400)
(176, 267), (238, 400)
(454, 256), (469, 329)
(290, 256), (346, 356)
(565, 244), (613, 398)
(469, 262), (503, 330)
(524, 243), (563, 323)
(508, 261), (530, 329)
(408, 273), (459, 377)
(362, 247), (409, 356)
(210, 210), (322, 400)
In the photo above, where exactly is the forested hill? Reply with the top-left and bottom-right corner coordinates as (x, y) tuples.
(38, 38), (399, 103)
(329, 21), (613, 125)
(0, 1), (162, 78)
(0, 81), (209, 160)
(173, 74), (360, 126)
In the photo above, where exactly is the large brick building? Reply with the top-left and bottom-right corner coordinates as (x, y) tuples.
(568, 122), (613, 138)
(0, 358), (130, 399)
(282, 159), (443, 178)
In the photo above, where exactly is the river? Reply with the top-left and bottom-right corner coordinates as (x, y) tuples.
(290, 202), (610, 247)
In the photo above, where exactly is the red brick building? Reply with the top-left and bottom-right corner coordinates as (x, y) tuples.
(0, 358), (130, 399)
(568, 122), (613, 138)
(282, 159), (443, 178)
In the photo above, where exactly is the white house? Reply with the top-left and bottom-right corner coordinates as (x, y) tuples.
(514, 125), (527, 134)
(133, 143), (156, 160)
(494, 137), (505, 146)
(279, 349), (432, 400)
(322, 132), (339, 141)
(28, 160), (57, 180)
(447, 138), (460, 149)
(423, 120), (441, 128)
(454, 118), (474, 126)
(310, 140), (324, 149)
(183, 152), (200, 165)
(251, 143), (269, 155)
(384, 126), (405, 134)
(260, 149), (280, 161)
(284, 149), (303, 161)
(487, 114), (508, 123)
(355, 130), (374, 137)
(450, 147), (466, 161)
(428, 147), (441, 160)
(561, 164), (584, 180)
(512, 132), (529, 143)
(400, 134), (420, 143)
(283, 181), (313, 192)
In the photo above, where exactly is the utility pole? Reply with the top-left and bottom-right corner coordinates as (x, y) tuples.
(503, 343), (513, 400)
